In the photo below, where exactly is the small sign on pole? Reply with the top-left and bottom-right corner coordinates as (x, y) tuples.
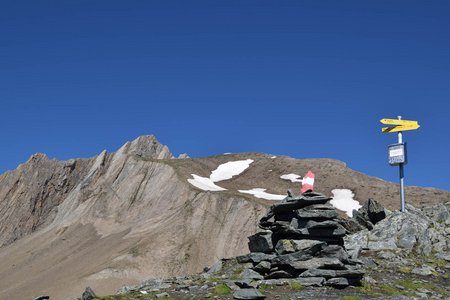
(380, 116), (419, 212)
(388, 143), (407, 166)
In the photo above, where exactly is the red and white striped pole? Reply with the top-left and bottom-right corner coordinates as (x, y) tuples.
(301, 170), (315, 193)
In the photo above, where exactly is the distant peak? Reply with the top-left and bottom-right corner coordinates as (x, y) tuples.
(27, 153), (49, 162)
(117, 135), (173, 159)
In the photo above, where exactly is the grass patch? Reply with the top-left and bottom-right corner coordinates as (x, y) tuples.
(230, 266), (244, 280)
(396, 279), (450, 297)
(289, 281), (304, 291)
(399, 266), (412, 273)
(356, 282), (377, 296)
(379, 284), (415, 297)
(214, 283), (232, 295)
(258, 283), (273, 293)
(340, 296), (361, 300)
(395, 279), (433, 291)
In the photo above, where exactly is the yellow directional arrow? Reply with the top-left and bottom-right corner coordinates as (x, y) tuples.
(382, 123), (420, 133)
(380, 118), (418, 126)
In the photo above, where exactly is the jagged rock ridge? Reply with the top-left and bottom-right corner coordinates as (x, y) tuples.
(0, 135), (449, 299)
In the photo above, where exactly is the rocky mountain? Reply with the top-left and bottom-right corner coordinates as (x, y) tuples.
(0, 135), (448, 300)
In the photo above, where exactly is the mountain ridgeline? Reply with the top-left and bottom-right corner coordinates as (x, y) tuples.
(0, 135), (448, 299)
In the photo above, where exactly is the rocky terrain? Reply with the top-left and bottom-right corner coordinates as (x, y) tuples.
(76, 199), (450, 300)
(0, 135), (449, 299)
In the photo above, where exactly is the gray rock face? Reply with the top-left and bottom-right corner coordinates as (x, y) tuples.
(345, 202), (450, 255)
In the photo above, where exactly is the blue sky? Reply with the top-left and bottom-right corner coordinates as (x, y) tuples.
(1, 1), (449, 191)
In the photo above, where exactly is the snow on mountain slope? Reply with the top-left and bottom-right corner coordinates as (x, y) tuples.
(0, 135), (449, 299)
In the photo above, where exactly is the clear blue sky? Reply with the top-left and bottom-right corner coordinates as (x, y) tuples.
(1, 1), (449, 191)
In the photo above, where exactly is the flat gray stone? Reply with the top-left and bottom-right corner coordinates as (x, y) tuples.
(272, 251), (312, 265)
(325, 277), (350, 288)
(288, 257), (344, 271)
(265, 270), (295, 279)
(299, 268), (364, 279)
(306, 220), (339, 229)
(241, 269), (264, 280)
(233, 288), (266, 299)
(297, 209), (338, 220)
(294, 277), (325, 287)
(237, 253), (276, 264)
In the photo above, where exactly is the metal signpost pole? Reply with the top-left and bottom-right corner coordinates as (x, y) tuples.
(380, 116), (419, 213)
(397, 116), (406, 212)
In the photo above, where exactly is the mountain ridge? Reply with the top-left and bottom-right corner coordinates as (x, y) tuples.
(0, 135), (448, 299)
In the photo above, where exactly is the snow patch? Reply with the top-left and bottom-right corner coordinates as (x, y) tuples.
(210, 159), (254, 182)
(187, 175), (226, 191)
(330, 189), (361, 217)
(239, 188), (286, 201)
(280, 173), (303, 183)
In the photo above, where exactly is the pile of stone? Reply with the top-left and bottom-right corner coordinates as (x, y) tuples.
(237, 191), (364, 288)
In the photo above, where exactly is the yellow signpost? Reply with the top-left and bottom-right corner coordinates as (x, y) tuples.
(380, 116), (420, 212)
(381, 119), (420, 133)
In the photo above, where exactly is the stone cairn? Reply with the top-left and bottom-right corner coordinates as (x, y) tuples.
(237, 191), (364, 288)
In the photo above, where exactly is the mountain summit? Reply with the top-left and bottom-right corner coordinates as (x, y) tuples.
(0, 135), (448, 299)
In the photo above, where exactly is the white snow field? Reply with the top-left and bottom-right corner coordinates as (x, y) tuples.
(239, 188), (286, 201)
(188, 159), (254, 191)
(330, 189), (362, 217)
(280, 173), (303, 183)
(187, 174), (226, 191)
(210, 159), (254, 182)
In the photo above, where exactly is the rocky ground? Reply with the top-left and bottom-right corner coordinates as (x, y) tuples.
(75, 250), (450, 300)
(70, 200), (450, 300)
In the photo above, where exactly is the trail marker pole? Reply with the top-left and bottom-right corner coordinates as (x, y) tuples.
(380, 116), (420, 212)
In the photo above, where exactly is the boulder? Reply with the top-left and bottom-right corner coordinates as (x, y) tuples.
(325, 277), (351, 288)
(82, 287), (96, 300)
(248, 232), (273, 253)
(233, 288), (266, 300)
(241, 269), (264, 280)
(252, 261), (271, 274)
(364, 198), (386, 224)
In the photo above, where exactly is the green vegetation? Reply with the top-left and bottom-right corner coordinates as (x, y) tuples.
(398, 266), (412, 273)
(289, 281), (304, 291)
(258, 283), (272, 293)
(356, 282), (377, 296)
(379, 284), (415, 297)
(230, 266), (244, 280)
(214, 283), (232, 295)
(340, 296), (361, 300)
(395, 279), (449, 298)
